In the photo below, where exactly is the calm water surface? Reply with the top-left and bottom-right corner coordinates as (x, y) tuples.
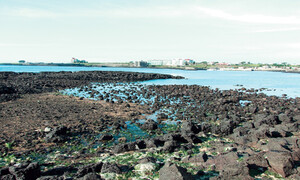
(1, 65), (299, 98)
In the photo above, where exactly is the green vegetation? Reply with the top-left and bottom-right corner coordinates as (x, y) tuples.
(5, 141), (14, 150)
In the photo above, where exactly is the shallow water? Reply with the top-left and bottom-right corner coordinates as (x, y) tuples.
(1, 65), (300, 98)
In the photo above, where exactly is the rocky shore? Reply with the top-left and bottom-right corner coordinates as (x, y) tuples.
(0, 71), (183, 103)
(0, 71), (299, 180)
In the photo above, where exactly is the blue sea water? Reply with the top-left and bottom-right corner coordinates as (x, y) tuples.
(0, 65), (299, 98)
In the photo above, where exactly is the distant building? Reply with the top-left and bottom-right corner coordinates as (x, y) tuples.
(147, 60), (165, 66)
(19, 60), (26, 64)
(147, 59), (192, 67)
(184, 59), (195, 65)
(72, 57), (88, 63)
(134, 61), (148, 67)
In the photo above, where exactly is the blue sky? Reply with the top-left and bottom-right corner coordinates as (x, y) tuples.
(1, 0), (300, 64)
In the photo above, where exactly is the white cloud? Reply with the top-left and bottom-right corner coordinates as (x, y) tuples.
(4, 5), (300, 26)
(285, 43), (300, 49)
(9, 8), (61, 18)
(195, 6), (300, 25)
(252, 27), (300, 33)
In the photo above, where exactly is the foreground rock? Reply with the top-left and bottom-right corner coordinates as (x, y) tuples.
(159, 162), (194, 180)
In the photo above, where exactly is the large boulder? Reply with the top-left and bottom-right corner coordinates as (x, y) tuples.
(111, 142), (137, 154)
(181, 121), (200, 134)
(76, 162), (103, 178)
(42, 166), (75, 176)
(265, 151), (295, 177)
(159, 162), (194, 180)
(8, 162), (41, 180)
(206, 152), (239, 170)
(215, 162), (253, 180)
(141, 120), (158, 131)
(77, 173), (102, 180)
(99, 134), (114, 141)
(219, 119), (236, 135)
(162, 140), (179, 153)
(101, 163), (121, 174)
(45, 126), (69, 143)
(246, 153), (269, 169)
(182, 152), (208, 164)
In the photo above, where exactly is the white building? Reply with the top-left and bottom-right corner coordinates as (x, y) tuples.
(147, 59), (186, 66)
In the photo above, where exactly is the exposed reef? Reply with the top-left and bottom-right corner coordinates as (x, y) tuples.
(0, 71), (299, 179)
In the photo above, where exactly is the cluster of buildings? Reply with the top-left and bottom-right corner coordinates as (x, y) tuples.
(133, 59), (195, 67)
(71, 57), (88, 64)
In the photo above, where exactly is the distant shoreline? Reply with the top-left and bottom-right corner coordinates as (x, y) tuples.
(1, 63), (300, 74)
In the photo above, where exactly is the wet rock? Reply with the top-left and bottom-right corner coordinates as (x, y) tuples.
(181, 121), (200, 134)
(199, 122), (211, 133)
(140, 120), (158, 131)
(42, 166), (75, 177)
(215, 162), (253, 180)
(1, 174), (16, 180)
(157, 113), (168, 120)
(291, 148), (300, 162)
(161, 133), (186, 143)
(101, 163), (121, 174)
(0, 167), (10, 177)
(265, 151), (295, 177)
(45, 126), (69, 143)
(182, 152), (208, 164)
(219, 119), (236, 135)
(138, 157), (156, 164)
(206, 152), (239, 170)
(267, 138), (291, 152)
(159, 162), (194, 180)
(144, 138), (164, 148)
(0, 84), (16, 94)
(162, 140), (179, 153)
(77, 173), (102, 180)
(8, 162), (41, 180)
(254, 114), (280, 128)
(76, 162), (103, 178)
(111, 142), (136, 154)
(181, 133), (202, 144)
(269, 127), (289, 138)
(36, 176), (59, 180)
(99, 134), (113, 141)
(180, 143), (194, 151)
(252, 125), (271, 141)
(278, 113), (292, 123)
(117, 137), (127, 143)
(246, 152), (268, 170)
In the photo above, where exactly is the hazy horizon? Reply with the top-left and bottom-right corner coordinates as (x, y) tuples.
(1, 0), (300, 64)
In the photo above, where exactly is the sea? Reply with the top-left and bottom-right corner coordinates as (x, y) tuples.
(0, 65), (299, 98)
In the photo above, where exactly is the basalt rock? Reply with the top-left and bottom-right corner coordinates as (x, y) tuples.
(100, 163), (121, 174)
(265, 151), (295, 177)
(42, 166), (76, 177)
(76, 162), (103, 178)
(45, 126), (69, 143)
(140, 120), (158, 131)
(77, 173), (102, 180)
(7, 162), (41, 180)
(181, 121), (200, 134)
(0, 71), (183, 103)
(111, 142), (137, 154)
(213, 162), (253, 180)
(182, 152), (208, 164)
(99, 134), (114, 141)
(159, 162), (194, 180)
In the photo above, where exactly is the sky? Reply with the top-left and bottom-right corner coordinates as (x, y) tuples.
(0, 0), (300, 64)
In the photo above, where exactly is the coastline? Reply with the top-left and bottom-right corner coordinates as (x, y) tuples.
(0, 70), (300, 179)
(1, 63), (300, 73)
